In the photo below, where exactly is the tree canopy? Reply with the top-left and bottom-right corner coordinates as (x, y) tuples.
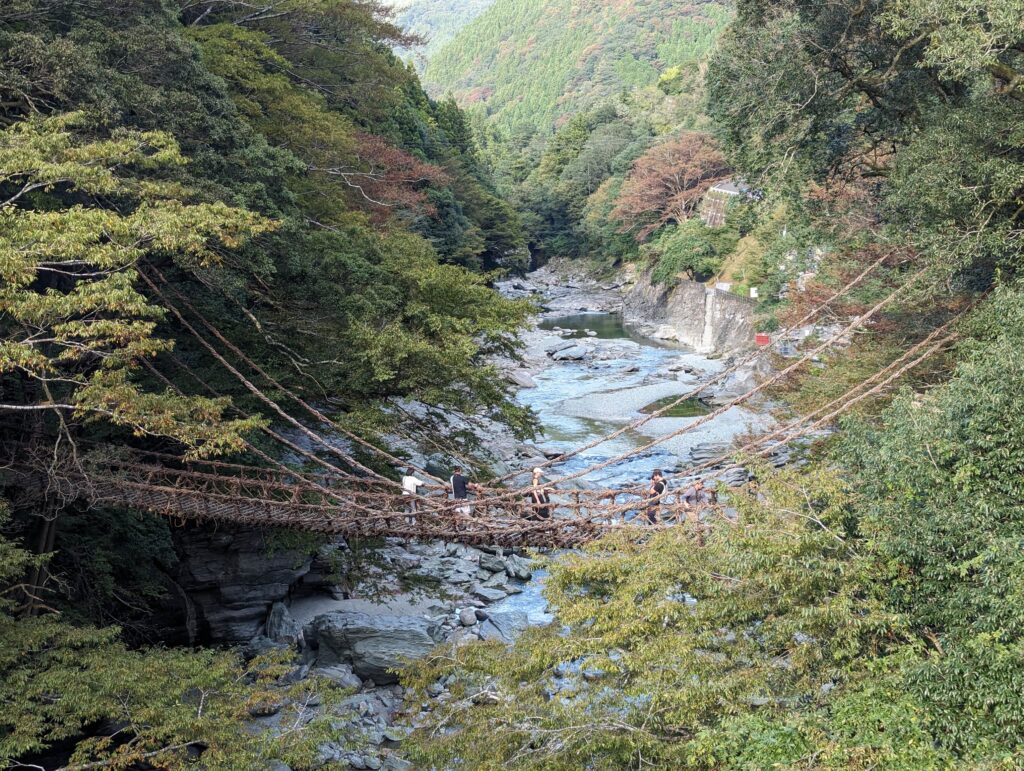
(401, 0), (1024, 767)
(0, 0), (533, 765)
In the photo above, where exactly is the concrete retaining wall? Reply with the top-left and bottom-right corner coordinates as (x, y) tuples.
(623, 273), (755, 353)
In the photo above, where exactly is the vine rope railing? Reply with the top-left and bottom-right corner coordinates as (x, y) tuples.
(3, 261), (959, 547)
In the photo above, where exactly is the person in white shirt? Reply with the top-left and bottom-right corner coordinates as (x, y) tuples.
(401, 466), (425, 524)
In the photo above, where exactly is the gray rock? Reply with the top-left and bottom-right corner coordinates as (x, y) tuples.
(455, 631), (481, 646)
(172, 527), (313, 643)
(504, 554), (533, 581)
(459, 608), (478, 627)
(714, 467), (750, 487)
(551, 345), (587, 361)
(545, 340), (576, 355)
(689, 442), (730, 463)
(311, 612), (437, 685)
(477, 610), (529, 643)
(265, 601), (300, 645)
(472, 586), (508, 603)
(476, 544), (503, 559)
(314, 664), (363, 690)
(483, 572), (512, 590)
(242, 634), (288, 660)
(508, 370), (537, 389)
(478, 553), (507, 573)
(383, 726), (409, 744)
(279, 662), (310, 685)
(489, 609), (530, 638)
(622, 272), (754, 354)
(444, 543), (477, 560)
(477, 620), (504, 642)
(318, 744), (344, 764)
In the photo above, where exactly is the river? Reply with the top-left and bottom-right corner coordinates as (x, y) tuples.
(515, 309), (770, 490)
(486, 290), (772, 622)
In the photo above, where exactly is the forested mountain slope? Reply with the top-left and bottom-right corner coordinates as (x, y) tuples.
(424, 0), (731, 134)
(386, 0), (497, 64)
(414, 0), (734, 268)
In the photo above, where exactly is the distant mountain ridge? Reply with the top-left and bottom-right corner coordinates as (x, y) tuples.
(422, 0), (731, 133)
(385, 0), (497, 67)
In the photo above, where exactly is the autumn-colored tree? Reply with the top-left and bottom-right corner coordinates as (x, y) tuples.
(312, 132), (450, 222)
(612, 132), (729, 240)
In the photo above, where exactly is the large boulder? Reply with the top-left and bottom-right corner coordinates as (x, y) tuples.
(545, 340), (576, 355)
(477, 610), (530, 643)
(551, 345), (587, 361)
(478, 552), (507, 574)
(507, 370), (537, 389)
(311, 612), (438, 685)
(504, 554), (533, 581)
(472, 586), (508, 603)
(313, 663), (363, 690)
(265, 601), (301, 645)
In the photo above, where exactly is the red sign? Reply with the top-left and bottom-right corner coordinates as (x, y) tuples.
(755, 333), (771, 346)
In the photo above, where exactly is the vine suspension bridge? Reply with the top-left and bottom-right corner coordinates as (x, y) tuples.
(5, 259), (960, 548)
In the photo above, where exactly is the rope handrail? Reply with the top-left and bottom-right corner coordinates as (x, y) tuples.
(145, 264), (446, 486)
(410, 268), (930, 518)
(2, 261), (961, 548)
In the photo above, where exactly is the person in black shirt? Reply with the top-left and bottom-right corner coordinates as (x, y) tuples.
(448, 466), (475, 517)
(646, 469), (666, 524)
(525, 467), (553, 520)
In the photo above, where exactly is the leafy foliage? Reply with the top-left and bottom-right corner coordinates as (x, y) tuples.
(645, 216), (741, 285)
(406, 287), (1024, 766)
(401, 0), (1024, 767)
(0, 114), (269, 456)
(387, 0), (497, 64)
(0, 1), (534, 765)
(419, 0), (735, 265)
(0, 500), (339, 769)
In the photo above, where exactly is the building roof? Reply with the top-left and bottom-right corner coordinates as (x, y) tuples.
(709, 179), (750, 196)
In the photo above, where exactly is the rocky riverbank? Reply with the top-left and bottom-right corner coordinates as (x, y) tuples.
(240, 539), (541, 770)
(493, 263), (777, 489)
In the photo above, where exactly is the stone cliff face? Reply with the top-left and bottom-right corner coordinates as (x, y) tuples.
(623, 272), (754, 353)
(171, 526), (313, 643)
